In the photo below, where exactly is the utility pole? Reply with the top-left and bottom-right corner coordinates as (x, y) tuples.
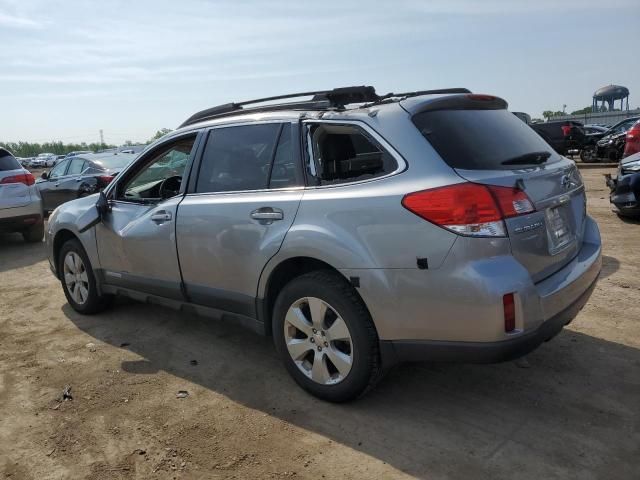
(99, 129), (104, 145)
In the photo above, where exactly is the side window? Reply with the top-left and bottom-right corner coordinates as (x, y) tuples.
(67, 158), (86, 176)
(305, 123), (398, 185)
(269, 124), (302, 189)
(118, 135), (196, 201)
(49, 159), (70, 179)
(196, 123), (281, 193)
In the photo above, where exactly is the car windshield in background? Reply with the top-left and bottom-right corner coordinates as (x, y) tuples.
(0, 152), (20, 171)
(412, 109), (558, 170)
(94, 156), (134, 170)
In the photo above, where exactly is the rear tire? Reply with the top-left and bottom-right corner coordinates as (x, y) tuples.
(22, 223), (44, 243)
(58, 238), (112, 314)
(272, 270), (382, 402)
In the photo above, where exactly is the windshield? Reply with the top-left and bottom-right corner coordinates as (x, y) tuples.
(412, 109), (558, 170)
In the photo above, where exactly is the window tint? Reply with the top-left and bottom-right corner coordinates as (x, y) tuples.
(196, 123), (281, 193)
(67, 158), (86, 175)
(269, 124), (301, 189)
(0, 152), (20, 171)
(413, 109), (559, 170)
(49, 159), (70, 178)
(305, 123), (397, 185)
(120, 136), (196, 201)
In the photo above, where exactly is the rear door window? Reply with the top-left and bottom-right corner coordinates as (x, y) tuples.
(196, 123), (282, 193)
(67, 158), (86, 175)
(305, 123), (397, 185)
(413, 109), (559, 170)
(0, 152), (20, 171)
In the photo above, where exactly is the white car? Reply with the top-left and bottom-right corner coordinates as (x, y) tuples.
(31, 153), (55, 168)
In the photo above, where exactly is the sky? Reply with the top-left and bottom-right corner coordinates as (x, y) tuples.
(1, 0), (639, 145)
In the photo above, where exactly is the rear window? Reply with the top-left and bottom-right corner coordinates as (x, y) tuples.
(0, 152), (20, 171)
(413, 109), (558, 170)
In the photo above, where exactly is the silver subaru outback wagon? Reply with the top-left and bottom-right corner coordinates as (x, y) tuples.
(46, 86), (602, 402)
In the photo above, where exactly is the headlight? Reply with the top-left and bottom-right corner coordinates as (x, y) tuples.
(622, 159), (640, 174)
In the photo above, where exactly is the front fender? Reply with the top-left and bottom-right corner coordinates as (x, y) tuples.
(47, 195), (101, 277)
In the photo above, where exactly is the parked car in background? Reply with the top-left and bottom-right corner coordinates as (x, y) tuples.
(529, 120), (585, 155)
(31, 153), (55, 168)
(45, 86), (601, 402)
(583, 116), (640, 162)
(622, 120), (640, 158)
(0, 148), (44, 242)
(63, 150), (93, 160)
(37, 151), (136, 213)
(583, 124), (608, 135)
(605, 151), (640, 217)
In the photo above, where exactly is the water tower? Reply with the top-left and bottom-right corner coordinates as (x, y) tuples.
(592, 85), (629, 112)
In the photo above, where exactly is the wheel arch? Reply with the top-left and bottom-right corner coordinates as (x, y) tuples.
(52, 229), (80, 279)
(257, 256), (369, 337)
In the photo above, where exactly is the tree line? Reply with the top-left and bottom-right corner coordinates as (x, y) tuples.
(1, 129), (173, 158)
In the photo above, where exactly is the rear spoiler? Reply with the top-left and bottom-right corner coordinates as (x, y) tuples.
(401, 94), (508, 115)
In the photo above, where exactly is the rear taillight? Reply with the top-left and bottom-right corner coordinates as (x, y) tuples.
(503, 293), (516, 332)
(623, 124), (640, 158)
(561, 125), (571, 136)
(0, 172), (35, 186)
(402, 183), (534, 237)
(98, 175), (114, 184)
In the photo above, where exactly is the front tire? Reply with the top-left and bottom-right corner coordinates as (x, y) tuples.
(58, 238), (112, 314)
(272, 270), (381, 402)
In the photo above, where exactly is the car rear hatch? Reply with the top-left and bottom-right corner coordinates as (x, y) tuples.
(0, 152), (33, 210)
(406, 94), (586, 283)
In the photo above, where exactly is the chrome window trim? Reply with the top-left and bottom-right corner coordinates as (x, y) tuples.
(301, 119), (407, 189)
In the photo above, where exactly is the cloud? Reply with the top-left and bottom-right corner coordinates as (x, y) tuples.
(0, 12), (41, 28)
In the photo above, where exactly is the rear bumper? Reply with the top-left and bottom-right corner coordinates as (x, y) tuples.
(383, 274), (597, 364)
(346, 216), (601, 365)
(0, 200), (43, 233)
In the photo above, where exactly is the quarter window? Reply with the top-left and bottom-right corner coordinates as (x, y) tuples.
(305, 123), (397, 185)
(196, 123), (283, 193)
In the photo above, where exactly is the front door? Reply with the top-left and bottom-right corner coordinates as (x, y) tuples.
(95, 133), (199, 300)
(39, 158), (70, 211)
(177, 122), (304, 317)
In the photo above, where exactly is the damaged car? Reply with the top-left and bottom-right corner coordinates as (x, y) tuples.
(605, 151), (640, 218)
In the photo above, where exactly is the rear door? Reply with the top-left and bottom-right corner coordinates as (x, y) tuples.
(412, 106), (586, 283)
(177, 122), (303, 317)
(0, 154), (31, 210)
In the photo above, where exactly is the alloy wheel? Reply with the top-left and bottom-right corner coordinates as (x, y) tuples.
(63, 251), (89, 305)
(283, 297), (353, 385)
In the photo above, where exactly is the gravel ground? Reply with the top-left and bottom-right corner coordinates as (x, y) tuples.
(0, 168), (638, 479)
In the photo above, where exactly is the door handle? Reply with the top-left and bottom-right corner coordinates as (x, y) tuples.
(250, 208), (284, 222)
(150, 211), (172, 223)
(54, 183), (60, 187)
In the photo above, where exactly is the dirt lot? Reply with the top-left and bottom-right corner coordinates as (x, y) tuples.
(1, 168), (638, 479)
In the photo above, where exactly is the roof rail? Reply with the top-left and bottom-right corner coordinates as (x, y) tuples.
(179, 86), (471, 128)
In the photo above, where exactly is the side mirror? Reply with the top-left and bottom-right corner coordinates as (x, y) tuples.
(77, 190), (110, 233)
(96, 190), (111, 215)
(41, 172), (49, 180)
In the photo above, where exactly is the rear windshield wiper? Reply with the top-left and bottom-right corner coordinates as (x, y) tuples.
(501, 151), (551, 166)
